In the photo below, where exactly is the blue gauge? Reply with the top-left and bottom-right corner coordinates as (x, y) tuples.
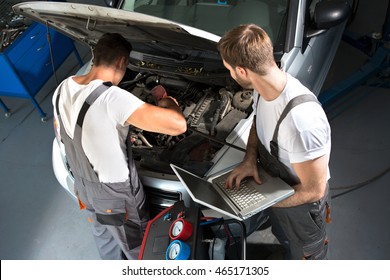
(166, 240), (191, 260)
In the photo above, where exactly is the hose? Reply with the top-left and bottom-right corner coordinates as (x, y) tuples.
(331, 167), (390, 199)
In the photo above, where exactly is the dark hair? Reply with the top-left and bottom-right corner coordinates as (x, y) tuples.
(92, 33), (132, 66)
(217, 24), (274, 75)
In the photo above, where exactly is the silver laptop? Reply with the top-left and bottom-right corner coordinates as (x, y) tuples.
(170, 163), (294, 221)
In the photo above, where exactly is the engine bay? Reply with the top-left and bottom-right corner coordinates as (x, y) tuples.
(120, 71), (253, 176)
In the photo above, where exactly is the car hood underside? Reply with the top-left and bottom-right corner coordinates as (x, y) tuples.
(13, 2), (219, 52)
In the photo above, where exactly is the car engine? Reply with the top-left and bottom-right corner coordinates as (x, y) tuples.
(119, 73), (253, 176)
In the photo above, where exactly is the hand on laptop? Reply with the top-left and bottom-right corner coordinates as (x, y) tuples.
(225, 161), (262, 189)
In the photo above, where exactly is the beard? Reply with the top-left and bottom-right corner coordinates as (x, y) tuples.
(233, 71), (253, 90)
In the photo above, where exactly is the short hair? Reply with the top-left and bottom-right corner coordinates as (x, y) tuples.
(217, 24), (274, 75)
(92, 33), (132, 66)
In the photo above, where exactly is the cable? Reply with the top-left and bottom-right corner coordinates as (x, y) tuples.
(199, 218), (223, 226)
(211, 222), (223, 260)
(45, 22), (58, 86)
(188, 127), (247, 152)
(347, 0), (360, 25)
(225, 223), (242, 260)
(331, 167), (390, 199)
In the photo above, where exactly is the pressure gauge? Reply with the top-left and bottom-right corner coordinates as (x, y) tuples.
(169, 218), (193, 241)
(166, 240), (191, 260)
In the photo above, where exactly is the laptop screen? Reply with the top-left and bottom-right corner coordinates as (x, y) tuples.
(172, 165), (237, 216)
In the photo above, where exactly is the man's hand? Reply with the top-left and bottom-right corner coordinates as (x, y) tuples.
(225, 160), (262, 189)
(151, 84), (179, 107)
(151, 85), (167, 103)
(157, 96), (179, 107)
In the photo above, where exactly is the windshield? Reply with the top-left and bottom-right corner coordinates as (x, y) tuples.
(122, 0), (288, 45)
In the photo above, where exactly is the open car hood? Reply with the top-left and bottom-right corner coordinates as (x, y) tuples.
(13, 2), (220, 52)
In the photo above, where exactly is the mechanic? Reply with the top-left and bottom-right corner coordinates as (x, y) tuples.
(218, 24), (331, 260)
(53, 33), (187, 260)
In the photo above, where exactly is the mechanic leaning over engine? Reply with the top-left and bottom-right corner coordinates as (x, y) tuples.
(53, 33), (187, 260)
(218, 24), (331, 260)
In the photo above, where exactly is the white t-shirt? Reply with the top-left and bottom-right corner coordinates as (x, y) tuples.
(53, 77), (145, 183)
(253, 73), (331, 181)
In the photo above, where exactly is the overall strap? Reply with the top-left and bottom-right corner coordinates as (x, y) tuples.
(76, 82), (113, 128)
(55, 81), (112, 124)
(270, 94), (320, 159)
(55, 81), (112, 182)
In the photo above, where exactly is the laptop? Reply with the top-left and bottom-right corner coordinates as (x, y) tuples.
(170, 163), (294, 221)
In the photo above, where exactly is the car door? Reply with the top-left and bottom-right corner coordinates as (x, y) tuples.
(283, 0), (348, 95)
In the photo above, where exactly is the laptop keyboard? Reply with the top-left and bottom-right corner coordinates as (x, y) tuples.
(215, 179), (266, 210)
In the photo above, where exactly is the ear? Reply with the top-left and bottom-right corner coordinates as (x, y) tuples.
(236, 66), (248, 77)
(114, 56), (124, 67)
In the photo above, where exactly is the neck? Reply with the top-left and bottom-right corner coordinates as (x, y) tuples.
(251, 67), (287, 101)
(73, 65), (119, 85)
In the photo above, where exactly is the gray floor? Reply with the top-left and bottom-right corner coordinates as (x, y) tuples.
(1, 1), (389, 260)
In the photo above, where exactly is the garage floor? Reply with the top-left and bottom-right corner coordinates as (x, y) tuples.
(0, 1), (389, 260)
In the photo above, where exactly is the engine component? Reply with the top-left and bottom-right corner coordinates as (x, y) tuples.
(233, 90), (253, 112)
(210, 88), (232, 136)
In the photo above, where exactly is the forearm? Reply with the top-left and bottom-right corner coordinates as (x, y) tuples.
(127, 99), (187, 136)
(273, 181), (327, 207)
(273, 156), (329, 207)
(244, 120), (260, 164)
(225, 121), (262, 188)
(273, 182), (312, 207)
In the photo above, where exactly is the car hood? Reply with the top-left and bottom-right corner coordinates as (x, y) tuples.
(12, 2), (220, 52)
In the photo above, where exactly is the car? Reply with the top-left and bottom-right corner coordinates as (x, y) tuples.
(14, 0), (350, 219)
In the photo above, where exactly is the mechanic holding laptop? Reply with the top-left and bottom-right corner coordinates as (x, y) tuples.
(53, 33), (187, 260)
(218, 24), (332, 260)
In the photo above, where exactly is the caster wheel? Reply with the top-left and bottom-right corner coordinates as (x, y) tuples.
(5, 111), (11, 118)
(41, 116), (48, 123)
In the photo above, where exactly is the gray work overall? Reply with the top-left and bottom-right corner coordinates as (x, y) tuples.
(256, 94), (331, 260)
(55, 83), (149, 260)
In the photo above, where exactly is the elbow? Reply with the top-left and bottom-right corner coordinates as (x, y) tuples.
(309, 182), (328, 202)
(312, 191), (325, 202)
(177, 119), (188, 135)
(170, 117), (187, 136)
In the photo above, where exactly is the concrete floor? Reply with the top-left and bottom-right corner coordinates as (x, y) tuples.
(0, 0), (389, 260)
